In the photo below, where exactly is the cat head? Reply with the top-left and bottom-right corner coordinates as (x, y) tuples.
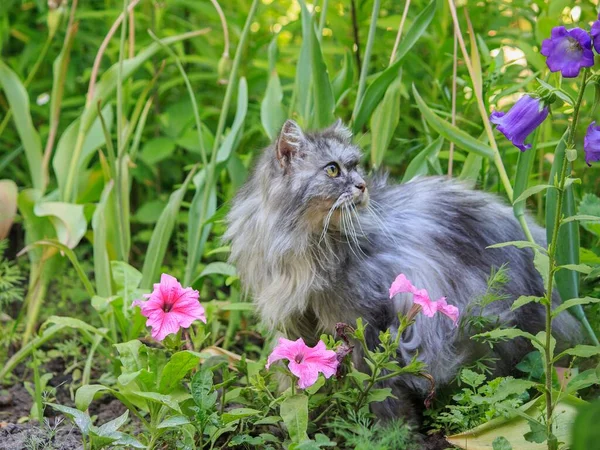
(272, 119), (368, 230)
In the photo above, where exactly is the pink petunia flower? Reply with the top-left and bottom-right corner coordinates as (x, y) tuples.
(389, 273), (460, 327)
(266, 337), (339, 389)
(133, 273), (206, 341)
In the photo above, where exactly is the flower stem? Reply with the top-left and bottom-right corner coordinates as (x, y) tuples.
(543, 69), (588, 450)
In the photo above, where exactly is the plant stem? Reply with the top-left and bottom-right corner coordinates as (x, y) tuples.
(543, 69), (588, 450)
(349, 0), (361, 73)
(351, 0), (380, 122)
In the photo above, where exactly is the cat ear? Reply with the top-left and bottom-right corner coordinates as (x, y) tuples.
(329, 119), (352, 142)
(276, 119), (306, 170)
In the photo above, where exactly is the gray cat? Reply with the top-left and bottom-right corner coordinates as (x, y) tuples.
(224, 119), (581, 422)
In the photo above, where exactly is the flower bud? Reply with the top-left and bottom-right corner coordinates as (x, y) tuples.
(217, 53), (231, 85)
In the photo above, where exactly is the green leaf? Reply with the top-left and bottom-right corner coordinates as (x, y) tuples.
(140, 167), (197, 289)
(552, 297), (600, 317)
(92, 181), (113, 297)
(513, 184), (554, 205)
(492, 436), (512, 450)
(366, 388), (394, 404)
(487, 240), (546, 253)
(157, 415), (191, 429)
(221, 408), (261, 424)
(130, 391), (181, 413)
(191, 369), (217, 411)
(370, 77), (402, 168)
(516, 351), (544, 379)
(533, 250), (550, 288)
(546, 133), (581, 319)
(413, 85), (494, 159)
(572, 400), (600, 450)
(20, 240), (95, 297)
(48, 403), (92, 436)
(110, 261), (142, 292)
(158, 351), (201, 394)
(556, 264), (593, 275)
(576, 194), (600, 237)
(566, 369), (598, 395)
(53, 106), (113, 201)
(0, 61), (43, 190)
(114, 340), (145, 374)
(403, 136), (444, 182)
(281, 394), (309, 443)
(309, 24), (335, 129)
(140, 137), (177, 165)
(332, 51), (354, 102)
(97, 410), (129, 435)
(353, 0), (437, 132)
(34, 202), (87, 249)
(0, 180), (17, 239)
(195, 262), (237, 281)
(523, 420), (547, 444)
(511, 295), (543, 311)
(261, 39), (286, 140)
(474, 328), (540, 346)
(75, 384), (111, 411)
(294, 1), (313, 123)
(561, 215), (600, 225)
(554, 345), (600, 363)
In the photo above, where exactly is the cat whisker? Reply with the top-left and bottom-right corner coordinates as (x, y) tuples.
(342, 204), (367, 260)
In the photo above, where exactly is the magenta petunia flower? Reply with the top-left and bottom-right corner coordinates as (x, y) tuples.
(490, 95), (549, 152)
(592, 18), (600, 53)
(584, 121), (600, 166)
(388, 273), (460, 327)
(266, 337), (338, 389)
(133, 273), (206, 341)
(540, 26), (594, 78)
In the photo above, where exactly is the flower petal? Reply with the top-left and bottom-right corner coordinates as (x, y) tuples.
(413, 289), (437, 317)
(288, 360), (320, 389)
(436, 297), (460, 327)
(389, 273), (417, 298)
(266, 337), (306, 369)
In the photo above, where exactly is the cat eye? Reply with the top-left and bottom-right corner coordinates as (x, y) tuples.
(324, 162), (340, 178)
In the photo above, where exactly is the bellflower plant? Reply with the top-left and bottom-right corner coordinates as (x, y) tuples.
(591, 16), (600, 53)
(490, 95), (549, 151)
(584, 121), (600, 166)
(540, 26), (594, 77)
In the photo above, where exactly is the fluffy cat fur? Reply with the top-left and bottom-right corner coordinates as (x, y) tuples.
(224, 119), (581, 422)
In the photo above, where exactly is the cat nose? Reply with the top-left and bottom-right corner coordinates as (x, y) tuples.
(355, 182), (366, 192)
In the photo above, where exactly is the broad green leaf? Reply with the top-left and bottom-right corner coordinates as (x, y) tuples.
(0, 61), (43, 190)
(562, 214), (600, 226)
(492, 436), (512, 450)
(141, 167), (197, 289)
(43, 316), (104, 337)
(53, 106), (113, 201)
(191, 369), (218, 411)
(75, 384), (111, 411)
(513, 185), (554, 205)
(110, 261), (142, 292)
(140, 137), (177, 165)
(546, 133), (581, 319)
(511, 296), (543, 311)
(403, 136), (444, 182)
(261, 38), (285, 140)
(552, 297), (600, 317)
(352, 0), (437, 132)
(533, 250), (549, 287)
(114, 340), (145, 374)
(572, 400), (600, 450)
(97, 410), (128, 435)
(474, 328), (540, 346)
(48, 403), (92, 436)
(332, 50), (354, 102)
(576, 194), (600, 236)
(158, 351), (201, 394)
(566, 369), (598, 395)
(216, 77), (248, 164)
(309, 24), (335, 129)
(459, 152), (483, 187)
(130, 391), (181, 413)
(367, 388), (394, 404)
(294, 1), (313, 123)
(281, 394), (309, 443)
(34, 202), (87, 249)
(413, 86), (494, 159)
(221, 408), (261, 424)
(157, 415), (191, 429)
(512, 130), (537, 219)
(0, 179), (17, 239)
(92, 181), (113, 297)
(370, 76), (402, 168)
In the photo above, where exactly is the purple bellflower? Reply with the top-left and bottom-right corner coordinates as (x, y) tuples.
(490, 95), (549, 152)
(541, 26), (594, 78)
(591, 16), (600, 53)
(584, 122), (600, 166)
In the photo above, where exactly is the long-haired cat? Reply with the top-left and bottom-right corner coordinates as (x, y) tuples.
(224, 119), (581, 422)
